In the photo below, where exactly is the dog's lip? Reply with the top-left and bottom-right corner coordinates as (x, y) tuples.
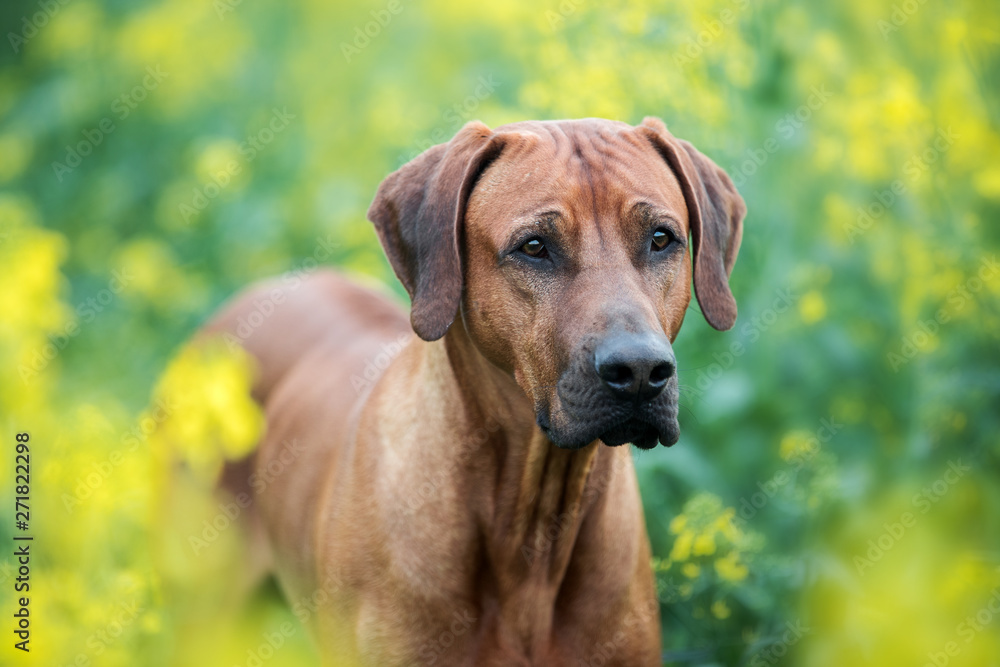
(598, 418), (662, 449)
(541, 413), (677, 450)
(539, 381), (681, 449)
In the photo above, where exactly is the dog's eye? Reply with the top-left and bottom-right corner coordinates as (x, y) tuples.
(520, 237), (548, 258)
(651, 228), (674, 252)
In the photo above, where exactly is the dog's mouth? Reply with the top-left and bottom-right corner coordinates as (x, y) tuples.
(535, 348), (682, 451)
(538, 395), (681, 451)
(598, 418), (663, 450)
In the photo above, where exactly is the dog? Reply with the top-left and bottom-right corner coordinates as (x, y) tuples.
(203, 116), (745, 666)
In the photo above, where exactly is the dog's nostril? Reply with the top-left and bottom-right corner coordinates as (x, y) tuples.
(648, 361), (674, 386)
(594, 333), (675, 401)
(600, 363), (634, 388)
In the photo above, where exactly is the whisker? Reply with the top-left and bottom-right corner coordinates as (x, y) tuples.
(676, 384), (703, 400)
(676, 363), (716, 372)
(677, 402), (702, 425)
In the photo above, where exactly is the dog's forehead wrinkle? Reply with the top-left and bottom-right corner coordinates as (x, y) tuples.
(470, 131), (669, 240)
(535, 217), (564, 243)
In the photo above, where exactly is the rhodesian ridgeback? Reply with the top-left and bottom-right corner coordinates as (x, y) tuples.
(204, 117), (745, 666)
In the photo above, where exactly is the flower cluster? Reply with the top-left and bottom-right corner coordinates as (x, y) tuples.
(654, 493), (763, 621)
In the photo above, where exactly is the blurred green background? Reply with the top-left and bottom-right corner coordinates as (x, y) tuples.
(1, 0), (999, 664)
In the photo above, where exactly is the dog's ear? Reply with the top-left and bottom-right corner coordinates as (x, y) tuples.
(368, 121), (502, 341)
(637, 117), (746, 331)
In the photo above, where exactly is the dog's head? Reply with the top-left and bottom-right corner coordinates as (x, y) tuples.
(368, 118), (745, 449)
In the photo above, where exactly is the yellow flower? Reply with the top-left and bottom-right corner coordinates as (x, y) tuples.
(799, 290), (827, 324)
(114, 238), (203, 310)
(780, 430), (818, 463)
(682, 563), (701, 579)
(150, 340), (264, 480)
(693, 532), (717, 556)
(670, 529), (694, 562)
(669, 514), (688, 534)
(715, 552), (749, 583)
(714, 509), (739, 542)
(711, 600), (731, 620)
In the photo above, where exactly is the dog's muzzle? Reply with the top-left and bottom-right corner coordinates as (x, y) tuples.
(540, 332), (681, 450)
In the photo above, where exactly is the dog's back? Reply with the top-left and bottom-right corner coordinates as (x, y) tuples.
(202, 270), (409, 402)
(200, 269), (411, 598)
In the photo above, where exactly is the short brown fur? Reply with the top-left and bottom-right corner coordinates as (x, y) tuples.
(202, 117), (745, 666)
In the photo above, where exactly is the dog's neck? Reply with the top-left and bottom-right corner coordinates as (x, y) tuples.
(435, 319), (630, 656)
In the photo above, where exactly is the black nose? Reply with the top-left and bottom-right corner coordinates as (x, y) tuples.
(594, 333), (676, 401)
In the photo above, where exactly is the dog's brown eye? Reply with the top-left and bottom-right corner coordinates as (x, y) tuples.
(521, 238), (547, 258)
(651, 229), (673, 251)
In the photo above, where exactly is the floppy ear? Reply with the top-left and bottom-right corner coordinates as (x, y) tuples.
(367, 121), (502, 341)
(637, 117), (746, 331)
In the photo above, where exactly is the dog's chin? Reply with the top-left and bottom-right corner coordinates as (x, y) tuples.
(598, 420), (662, 450)
(541, 415), (680, 451)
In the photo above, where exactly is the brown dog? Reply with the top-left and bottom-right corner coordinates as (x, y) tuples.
(204, 117), (745, 666)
